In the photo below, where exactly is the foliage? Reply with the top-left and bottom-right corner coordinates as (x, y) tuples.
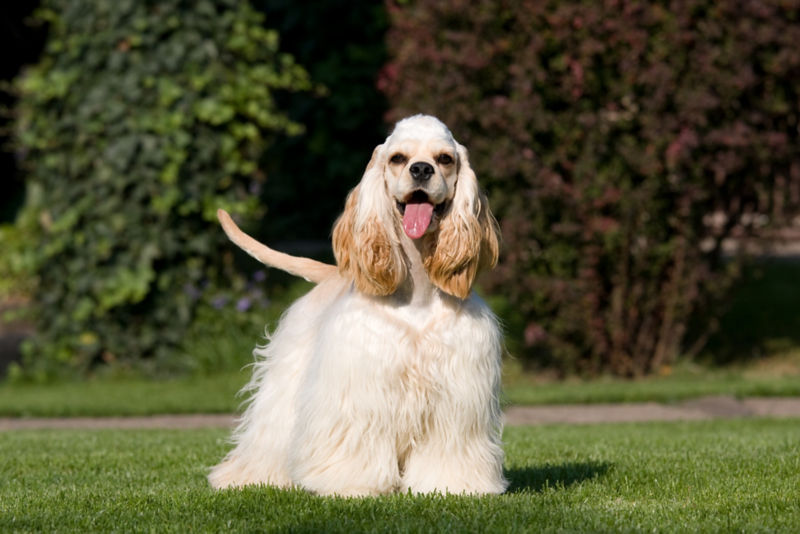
(2, 421), (800, 531)
(699, 259), (800, 364)
(382, 0), (800, 376)
(0, 223), (36, 303)
(0, 4), (47, 225)
(251, 0), (389, 242)
(12, 0), (311, 379)
(175, 275), (313, 376)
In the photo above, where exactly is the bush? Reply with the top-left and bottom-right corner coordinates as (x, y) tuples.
(381, 0), (800, 376)
(251, 0), (389, 243)
(177, 273), (313, 375)
(12, 0), (311, 379)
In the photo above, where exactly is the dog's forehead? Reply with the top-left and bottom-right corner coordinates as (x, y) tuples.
(387, 115), (455, 145)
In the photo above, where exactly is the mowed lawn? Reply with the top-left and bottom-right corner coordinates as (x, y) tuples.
(2, 419), (798, 533)
(2, 364), (800, 417)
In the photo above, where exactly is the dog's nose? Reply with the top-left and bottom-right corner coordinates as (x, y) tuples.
(409, 162), (434, 181)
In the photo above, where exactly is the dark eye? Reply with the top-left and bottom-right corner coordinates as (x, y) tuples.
(390, 153), (407, 165)
(436, 153), (454, 165)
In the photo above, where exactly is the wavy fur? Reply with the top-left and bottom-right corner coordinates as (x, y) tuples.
(332, 146), (406, 295)
(423, 144), (500, 298)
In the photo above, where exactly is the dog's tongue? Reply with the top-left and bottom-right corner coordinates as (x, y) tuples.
(402, 201), (434, 239)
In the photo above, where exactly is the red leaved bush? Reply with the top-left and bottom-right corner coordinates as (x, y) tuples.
(381, 0), (800, 376)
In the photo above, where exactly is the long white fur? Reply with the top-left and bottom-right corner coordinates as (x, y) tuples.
(209, 115), (506, 496)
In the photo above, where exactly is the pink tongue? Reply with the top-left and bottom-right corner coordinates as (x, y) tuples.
(403, 202), (434, 239)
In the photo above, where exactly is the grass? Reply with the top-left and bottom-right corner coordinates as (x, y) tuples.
(0, 371), (246, 417)
(1, 358), (800, 417)
(1, 419), (798, 532)
(502, 352), (800, 406)
(503, 374), (800, 406)
(2, 353), (800, 417)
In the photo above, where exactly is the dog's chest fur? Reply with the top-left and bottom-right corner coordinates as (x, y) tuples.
(320, 288), (485, 448)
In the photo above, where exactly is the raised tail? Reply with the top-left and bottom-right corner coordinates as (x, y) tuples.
(217, 209), (337, 284)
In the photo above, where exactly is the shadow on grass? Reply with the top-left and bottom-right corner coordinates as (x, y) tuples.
(505, 461), (611, 493)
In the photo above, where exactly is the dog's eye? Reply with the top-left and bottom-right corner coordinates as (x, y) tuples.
(390, 153), (408, 165)
(436, 154), (454, 165)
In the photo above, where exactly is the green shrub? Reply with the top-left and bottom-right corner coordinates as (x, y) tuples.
(12, 0), (311, 379)
(382, 1), (800, 376)
(175, 274), (313, 376)
(251, 0), (389, 243)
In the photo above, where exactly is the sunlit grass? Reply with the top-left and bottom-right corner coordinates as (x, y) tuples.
(0, 371), (246, 417)
(1, 420), (798, 532)
(2, 354), (800, 418)
(502, 355), (800, 406)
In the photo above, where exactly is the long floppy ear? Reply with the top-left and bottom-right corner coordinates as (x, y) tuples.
(424, 143), (500, 299)
(332, 144), (406, 296)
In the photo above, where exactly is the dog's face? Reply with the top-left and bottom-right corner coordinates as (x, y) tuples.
(383, 117), (459, 239)
(333, 114), (500, 299)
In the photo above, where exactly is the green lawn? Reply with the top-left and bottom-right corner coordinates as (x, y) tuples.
(0, 371), (247, 417)
(1, 419), (798, 532)
(2, 361), (800, 417)
(502, 364), (800, 406)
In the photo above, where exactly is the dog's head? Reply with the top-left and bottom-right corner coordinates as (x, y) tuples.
(333, 115), (500, 299)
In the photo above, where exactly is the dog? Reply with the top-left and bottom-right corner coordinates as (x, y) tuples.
(209, 114), (506, 496)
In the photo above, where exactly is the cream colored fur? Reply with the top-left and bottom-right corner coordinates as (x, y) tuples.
(209, 115), (506, 496)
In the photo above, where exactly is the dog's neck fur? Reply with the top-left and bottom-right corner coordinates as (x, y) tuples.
(395, 235), (437, 308)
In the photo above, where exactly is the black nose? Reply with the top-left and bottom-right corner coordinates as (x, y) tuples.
(409, 162), (434, 181)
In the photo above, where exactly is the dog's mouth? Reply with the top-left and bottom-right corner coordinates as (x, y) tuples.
(396, 190), (448, 240)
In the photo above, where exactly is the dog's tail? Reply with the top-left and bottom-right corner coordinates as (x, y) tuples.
(217, 209), (337, 284)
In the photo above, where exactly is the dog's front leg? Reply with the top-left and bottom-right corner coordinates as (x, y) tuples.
(287, 396), (402, 497)
(400, 308), (507, 495)
(286, 319), (403, 497)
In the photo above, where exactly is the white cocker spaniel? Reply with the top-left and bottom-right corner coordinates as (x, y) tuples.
(209, 114), (506, 496)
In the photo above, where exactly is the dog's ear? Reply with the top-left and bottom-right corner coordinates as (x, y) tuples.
(424, 143), (500, 299)
(333, 144), (406, 296)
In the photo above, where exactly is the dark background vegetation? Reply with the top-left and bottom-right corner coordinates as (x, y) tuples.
(251, 0), (389, 246)
(0, 4), (46, 223)
(2, 0), (800, 380)
(0, 3), (46, 378)
(382, 0), (800, 376)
